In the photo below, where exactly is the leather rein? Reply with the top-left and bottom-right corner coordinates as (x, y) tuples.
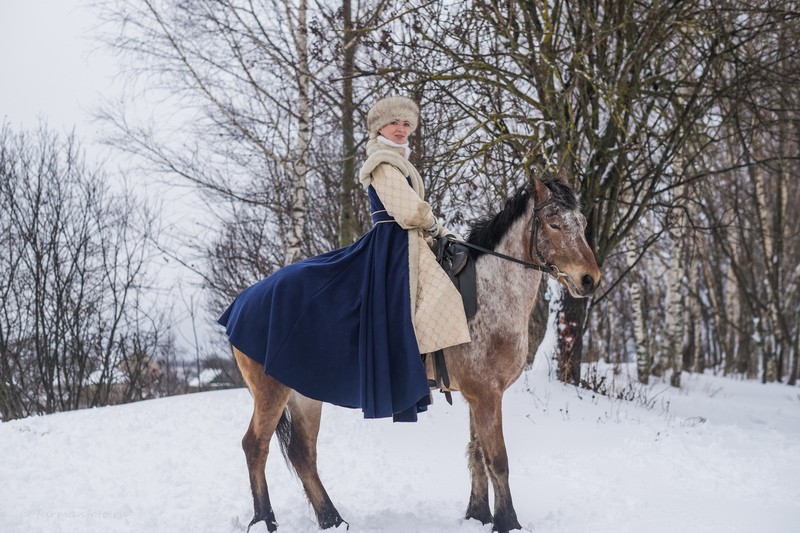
(446, 189), (570, 283)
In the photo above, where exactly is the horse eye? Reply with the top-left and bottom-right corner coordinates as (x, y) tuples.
(549, 224), (561, 230)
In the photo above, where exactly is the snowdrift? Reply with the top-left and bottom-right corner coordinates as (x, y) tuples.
(2, 362), (799, 533)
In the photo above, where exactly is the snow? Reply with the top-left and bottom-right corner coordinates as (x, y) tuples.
(2, 360), (799, 533)
(187, 368), (226, 388)
(85, 368), (128, 386)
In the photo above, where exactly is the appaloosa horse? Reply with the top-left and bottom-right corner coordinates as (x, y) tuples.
(232, 176), (600, 532)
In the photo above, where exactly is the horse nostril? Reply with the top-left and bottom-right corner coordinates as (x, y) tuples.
(581, 274), (595, 292)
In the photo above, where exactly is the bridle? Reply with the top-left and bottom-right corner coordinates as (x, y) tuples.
(446, 186), (575, 287)
(527, 193), (558, 274)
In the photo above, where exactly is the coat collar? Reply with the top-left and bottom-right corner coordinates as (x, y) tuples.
(366, 138), (407, 159)
(359, 139), (425, 199)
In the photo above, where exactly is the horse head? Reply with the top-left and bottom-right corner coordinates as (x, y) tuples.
(529, 177), (601, 298)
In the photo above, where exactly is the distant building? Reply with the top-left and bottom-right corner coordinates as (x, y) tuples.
(187, 368), (237, 392)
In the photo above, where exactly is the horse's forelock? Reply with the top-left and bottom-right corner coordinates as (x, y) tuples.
(542, 178), (578, 211)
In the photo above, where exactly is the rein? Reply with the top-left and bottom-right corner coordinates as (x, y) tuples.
(450, 189), (571, 283)
(447, 236), (557, 276)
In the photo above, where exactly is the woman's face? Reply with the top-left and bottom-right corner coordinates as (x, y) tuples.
(379, 119), (412, 144)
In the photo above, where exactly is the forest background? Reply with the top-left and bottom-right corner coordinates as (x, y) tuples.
(1, 0), (798, 421)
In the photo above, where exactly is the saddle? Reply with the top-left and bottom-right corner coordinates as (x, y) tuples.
(427, 236), (478, 404)
(432, 236), (478, 319)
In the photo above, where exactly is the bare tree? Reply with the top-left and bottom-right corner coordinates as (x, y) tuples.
(0, 124), (166, 420)
(94, 0), (800, 389)
(396, 0), (734, 383)
(583, 0), (800, 385)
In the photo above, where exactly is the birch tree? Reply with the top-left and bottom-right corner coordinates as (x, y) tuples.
(284, 0), (311, 265)
(662, 180), (689, 387)
(100, 0), (332, 279)
(625, 232), (652, 384)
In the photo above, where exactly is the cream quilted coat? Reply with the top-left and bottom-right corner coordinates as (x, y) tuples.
(359, 140), (471, 354)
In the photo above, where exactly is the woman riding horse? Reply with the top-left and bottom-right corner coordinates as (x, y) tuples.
(218, 96), (470, 422)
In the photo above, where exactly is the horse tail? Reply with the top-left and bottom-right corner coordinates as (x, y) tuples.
(275, 407), (293, 468)
(274, 396), (323, 481)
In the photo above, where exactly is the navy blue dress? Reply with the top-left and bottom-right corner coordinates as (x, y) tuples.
(218, 186), (430, 422)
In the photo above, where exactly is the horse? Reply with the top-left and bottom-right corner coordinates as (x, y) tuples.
(232, 176), (601, 533)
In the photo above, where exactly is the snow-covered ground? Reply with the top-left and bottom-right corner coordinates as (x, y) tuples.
(3, 360), (799, 533)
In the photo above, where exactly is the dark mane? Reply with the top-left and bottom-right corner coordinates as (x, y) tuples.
(466, 179), (577, 259)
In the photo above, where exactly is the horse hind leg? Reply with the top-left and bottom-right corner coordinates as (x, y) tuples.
(465, 408), (492, 525)
(235, 349), (292, 532)
(280, 392), (346, 529)
(242, 413), (281, 532)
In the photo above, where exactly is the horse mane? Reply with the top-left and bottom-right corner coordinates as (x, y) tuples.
(465, 178), (578, 259)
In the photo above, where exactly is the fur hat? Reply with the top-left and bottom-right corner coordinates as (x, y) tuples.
(367, 96), (419, 138)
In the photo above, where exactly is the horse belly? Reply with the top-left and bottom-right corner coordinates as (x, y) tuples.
(443, 328), (527, 394)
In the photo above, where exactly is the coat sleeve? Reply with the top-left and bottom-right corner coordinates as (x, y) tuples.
(371, 163), (437, 231)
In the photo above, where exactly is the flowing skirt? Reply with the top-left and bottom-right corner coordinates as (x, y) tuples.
(218, 219), (430, 422)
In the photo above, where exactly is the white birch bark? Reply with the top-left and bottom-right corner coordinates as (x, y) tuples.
(723, 239), (740, 374)
(664, 180), (688, 388)
(284, 0), (309, 266)
(753, 150), (778, 381)
(690, 269), (704, 374)
(625, 232), (651, 384)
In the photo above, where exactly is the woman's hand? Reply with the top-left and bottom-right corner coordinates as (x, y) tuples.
(424, 219), (440, 236)
(434, 224), (464, 241)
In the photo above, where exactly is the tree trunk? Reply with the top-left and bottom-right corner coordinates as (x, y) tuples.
(665, 181), (688, 388)
(690, 266), (705, 374)
(555, 292), (587, 385)
(338, 0), (358, 247)
(752, 157), (777, 382)
(284, 0), (310, 265)
(625, 235), (651, 384)
(789, 316), (799, 386)
(723, 235), (740, 375)
(526, 276), (549, 367)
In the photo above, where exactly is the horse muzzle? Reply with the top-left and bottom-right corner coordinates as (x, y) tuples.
(556, 268), (600, 299)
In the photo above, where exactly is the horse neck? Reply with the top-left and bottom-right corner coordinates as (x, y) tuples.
(475, 212), (543, 318)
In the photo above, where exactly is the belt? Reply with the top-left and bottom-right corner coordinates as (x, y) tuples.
(370, 209), (395, 225)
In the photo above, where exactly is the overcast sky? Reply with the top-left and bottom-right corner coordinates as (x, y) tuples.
(0, 0), (121, 142)
(0, 0), (220, 355)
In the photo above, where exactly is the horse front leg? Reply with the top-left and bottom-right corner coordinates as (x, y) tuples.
(465, 407), (492, 525)
(468, 391), (522, 533)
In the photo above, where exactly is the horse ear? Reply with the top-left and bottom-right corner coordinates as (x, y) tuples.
(533, 178), (550, 203)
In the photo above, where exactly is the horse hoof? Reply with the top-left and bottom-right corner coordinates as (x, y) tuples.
(248, 516), (278, 533)
(465, 510), (493, 526)
(320, 514), (348, 530)
(492, 518), (522, 533)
